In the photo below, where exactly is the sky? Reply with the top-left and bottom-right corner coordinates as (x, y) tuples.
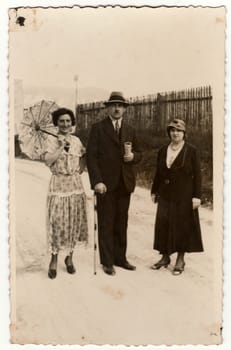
(9, 6), (225, 102)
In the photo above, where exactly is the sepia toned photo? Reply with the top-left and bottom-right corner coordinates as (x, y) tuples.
(9, 6), (225, 345)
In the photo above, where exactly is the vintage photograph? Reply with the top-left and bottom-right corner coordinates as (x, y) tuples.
(9, 6), (225, 345)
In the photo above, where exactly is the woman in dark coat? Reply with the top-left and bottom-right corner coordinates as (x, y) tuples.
(151, 119), (203, 275)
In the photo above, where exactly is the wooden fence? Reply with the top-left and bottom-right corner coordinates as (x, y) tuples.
(75, 86), (213, 202)
(76, 86), (212, 137)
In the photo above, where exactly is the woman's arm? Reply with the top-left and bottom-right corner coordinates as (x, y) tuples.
(151, 149), (161, 195)
(191, 146), (202, 209)
(192, 146), (202, 199)
(44, 136), (65, 167)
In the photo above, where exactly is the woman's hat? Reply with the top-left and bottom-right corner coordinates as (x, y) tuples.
(167, 119), (186, 132)
(104, 91), (129, 107)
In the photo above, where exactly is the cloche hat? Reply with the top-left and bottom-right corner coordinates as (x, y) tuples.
(167, 119), (186, 132)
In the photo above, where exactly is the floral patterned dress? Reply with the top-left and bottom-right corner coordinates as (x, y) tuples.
(45, 135), (88, 254)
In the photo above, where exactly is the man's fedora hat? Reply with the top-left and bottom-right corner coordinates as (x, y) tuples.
(104, 91), (129, 107)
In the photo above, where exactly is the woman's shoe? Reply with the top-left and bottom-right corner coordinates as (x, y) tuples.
(48, 268), (57, 279)
(172, 262), (185, 275)
(48, 254), (57, 279)
(151, 257), (171, 270)
(64, 256), (76, 274)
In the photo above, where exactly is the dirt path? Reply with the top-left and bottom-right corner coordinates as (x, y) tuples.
(12, 159), (221, 345)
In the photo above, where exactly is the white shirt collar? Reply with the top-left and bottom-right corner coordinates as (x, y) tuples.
(109, 116), (122, 128)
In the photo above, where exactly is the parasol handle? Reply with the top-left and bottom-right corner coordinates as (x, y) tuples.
(37, 127), (70, 148)
(38, 128), (58, 138)
(20, 122), (69, 148)
(20, 122), (58, 138)
(37, 128), (70, 148)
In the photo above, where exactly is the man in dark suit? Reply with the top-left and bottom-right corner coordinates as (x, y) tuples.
(86, 91), (142, 275)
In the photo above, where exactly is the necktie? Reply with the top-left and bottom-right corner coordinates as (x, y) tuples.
(115, 120), (120, 135)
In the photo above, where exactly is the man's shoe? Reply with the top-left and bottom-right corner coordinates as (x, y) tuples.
(115, 261), (136, 271)
(102, 265), (116, 275)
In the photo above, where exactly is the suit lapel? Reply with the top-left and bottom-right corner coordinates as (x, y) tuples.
(102, 117), (131, 149)
(102, 117), (120, 145)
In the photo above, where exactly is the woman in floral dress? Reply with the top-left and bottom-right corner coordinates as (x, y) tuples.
(44, 108), (88, 279)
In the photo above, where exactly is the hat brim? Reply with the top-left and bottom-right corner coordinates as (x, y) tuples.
(104, 100), (129, 107)
(167, 125), (186, 132)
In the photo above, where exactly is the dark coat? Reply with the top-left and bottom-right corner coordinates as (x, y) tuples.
(151, 142), (203, 254)
(86, 116), (142, 193)
(151, 142), (201, 201)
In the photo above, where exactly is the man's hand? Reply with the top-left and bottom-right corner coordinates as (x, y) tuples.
(123, 152), (134, 162)
(94, 182), (107, 194)
(192, 198), (201, 210)
(151, 194), (156, 204)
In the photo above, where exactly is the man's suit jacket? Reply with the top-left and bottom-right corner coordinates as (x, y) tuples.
(86, 116), (142, 193)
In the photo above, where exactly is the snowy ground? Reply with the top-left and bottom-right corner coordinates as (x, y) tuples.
(12, 159), (222, 345)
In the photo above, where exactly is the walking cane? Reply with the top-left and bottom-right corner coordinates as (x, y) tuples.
(93, 192), (98, 275)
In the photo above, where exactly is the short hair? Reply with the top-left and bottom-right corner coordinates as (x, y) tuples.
(51, 108), (75, 126)
(167, 127), (186, 139)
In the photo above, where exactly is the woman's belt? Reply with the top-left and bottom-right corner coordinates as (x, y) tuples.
(51, 172), (78, 176)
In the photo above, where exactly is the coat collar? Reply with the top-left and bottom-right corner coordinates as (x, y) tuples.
(163, 142), (187, 169)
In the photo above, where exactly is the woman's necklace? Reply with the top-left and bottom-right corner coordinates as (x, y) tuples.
(170, 141), (184, 151)
(167, 141), (184, 168)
